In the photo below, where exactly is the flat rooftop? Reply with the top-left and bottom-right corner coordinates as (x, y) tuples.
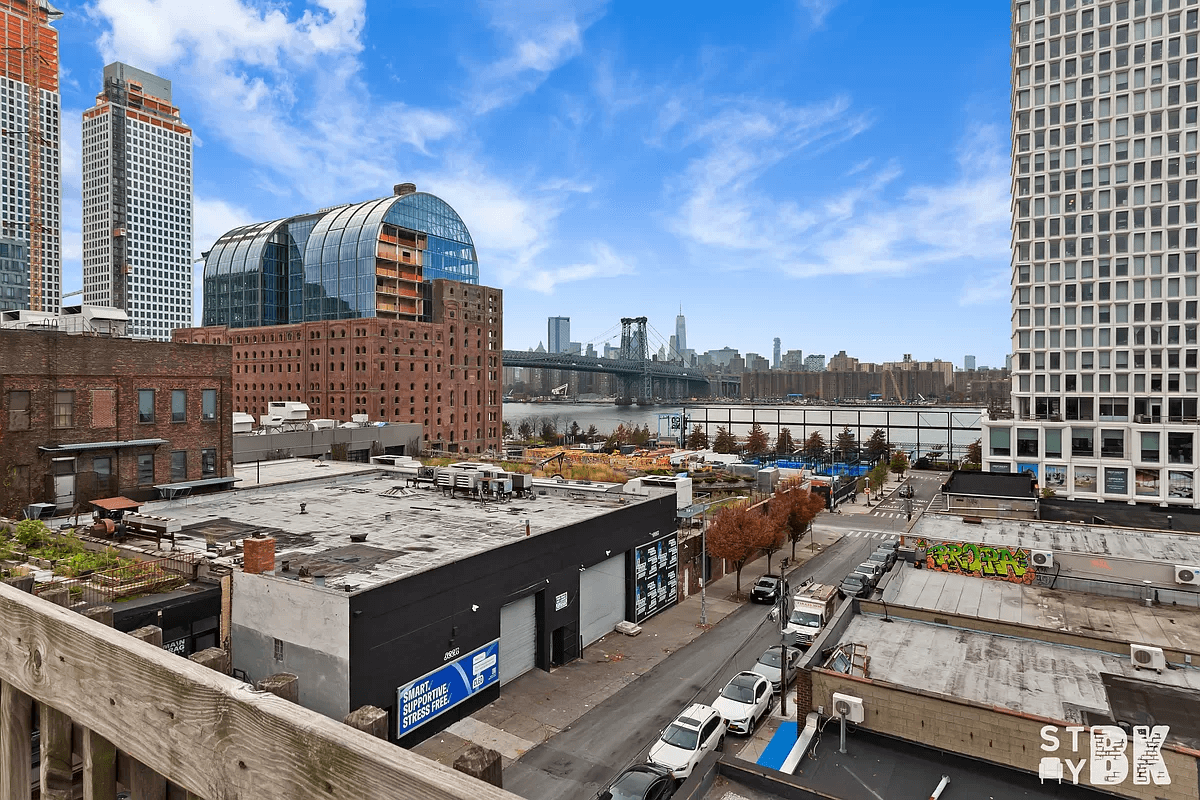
(144, 469), (664, 593)
(883, 567), (1200, 652)
(841, 612), (1200, 722)
(787, 728), (1112, 800)
(912, 514), (1200, 567)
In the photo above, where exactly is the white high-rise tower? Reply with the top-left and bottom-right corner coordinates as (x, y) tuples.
(985, 1), (1200, 506)
(82, 62), (193, 340)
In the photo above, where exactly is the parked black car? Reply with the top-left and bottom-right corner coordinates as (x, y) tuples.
(601, 764), (677, 800)
(750, 574), (789, 604)
(838, 573), (871, 599)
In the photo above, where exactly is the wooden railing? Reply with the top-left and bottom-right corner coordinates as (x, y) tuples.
(0, 581), (518, 800)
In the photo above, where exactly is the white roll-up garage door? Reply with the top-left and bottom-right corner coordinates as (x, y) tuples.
(580, 552), (627, 648)
(499, 594), (537, 685)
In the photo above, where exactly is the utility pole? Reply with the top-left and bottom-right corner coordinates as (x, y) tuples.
(778, 586), (789, 717)
(699, 515), (707, 626)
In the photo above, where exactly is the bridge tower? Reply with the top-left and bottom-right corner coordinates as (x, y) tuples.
(616, 317), (653, 404)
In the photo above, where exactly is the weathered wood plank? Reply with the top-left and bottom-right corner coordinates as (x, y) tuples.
(82, 729), (117, 800)
(0, 680), (32, 800)
(128, 626), (163, 647)
(255, 674), (298, 704)
(130, 760), (166, 800)
(343, 706), (388, 740)
(0, 581), (518, 800)
(38, 702), (73, 799)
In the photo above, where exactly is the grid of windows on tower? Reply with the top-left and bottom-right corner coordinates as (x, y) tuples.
(1013, 0), (1200, 415)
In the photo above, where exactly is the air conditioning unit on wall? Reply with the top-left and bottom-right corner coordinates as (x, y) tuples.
(1031, 550), (1054, 569)
(1130, 644), (1166, 673)
(1176, 565), (1200, 585)
(831, 692), (865, 723)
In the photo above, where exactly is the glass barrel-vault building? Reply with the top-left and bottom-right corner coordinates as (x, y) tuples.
(202, 183), (478, 328)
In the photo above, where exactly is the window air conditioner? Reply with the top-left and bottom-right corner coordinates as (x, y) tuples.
(1175, 565), (1200, 586)
(1130, 644), (1166, 673)
(1031, 550), (1054, 569)
(831, 692), (865, 723)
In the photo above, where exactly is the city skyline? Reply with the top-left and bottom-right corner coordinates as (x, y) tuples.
(54, 1), (1013, 364)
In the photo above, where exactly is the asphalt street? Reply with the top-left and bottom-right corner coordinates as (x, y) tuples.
(503, 531), (893, 800)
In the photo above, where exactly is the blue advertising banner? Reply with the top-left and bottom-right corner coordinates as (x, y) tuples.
(396, 639), (499, 737)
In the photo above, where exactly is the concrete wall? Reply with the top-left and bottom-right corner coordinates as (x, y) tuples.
(945, 495), (1038, 519)
(231, 571), (350, 720)
(807, 669), (1199, 800)
(233, 423), (422, 464)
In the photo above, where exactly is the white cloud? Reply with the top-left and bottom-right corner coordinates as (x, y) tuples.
(669, 96), (871, 252)
(468, 0), (609, 113)
(798, 0), (841, 25)
(783, 127), (1012, 282)
(665, 88), (1011, 296)
(90, 0), (455, 206)
(526, 242), (633, 294)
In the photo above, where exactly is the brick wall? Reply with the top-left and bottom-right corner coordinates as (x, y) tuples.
(174, 280), (503, 455)
(0, 330), (233, 514)
(808, 670), (1199, 800)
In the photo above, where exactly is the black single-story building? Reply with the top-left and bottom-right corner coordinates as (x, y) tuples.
(143, 464), (685, 744)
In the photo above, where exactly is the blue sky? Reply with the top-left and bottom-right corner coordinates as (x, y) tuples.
(56, 0), (1014, 368)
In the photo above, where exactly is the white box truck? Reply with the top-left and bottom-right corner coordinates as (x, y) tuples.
(784, 581), (839, 648)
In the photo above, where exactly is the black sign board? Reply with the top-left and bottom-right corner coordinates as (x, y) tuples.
(633, 532), (678, 623)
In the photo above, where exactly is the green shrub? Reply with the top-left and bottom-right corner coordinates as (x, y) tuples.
(15, 519), (49, 549)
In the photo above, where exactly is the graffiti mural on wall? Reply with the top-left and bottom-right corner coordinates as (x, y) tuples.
(914, 539), (1035, 584)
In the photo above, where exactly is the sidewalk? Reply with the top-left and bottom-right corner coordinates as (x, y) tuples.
(411, 526), (847, 770)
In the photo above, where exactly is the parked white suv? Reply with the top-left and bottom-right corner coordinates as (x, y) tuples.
(711, 671), (772, 735)
(647, 703), (727, 779)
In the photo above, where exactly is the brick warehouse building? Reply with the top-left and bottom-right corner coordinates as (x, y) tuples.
(0, 328), (233, 516)
(175, 279), (502, 454)
(174, 183), (503, 454)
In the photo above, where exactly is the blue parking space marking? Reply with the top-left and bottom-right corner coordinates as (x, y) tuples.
(757, 721), (799, 771)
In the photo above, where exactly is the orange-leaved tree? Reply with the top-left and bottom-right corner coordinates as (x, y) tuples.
(771, 479), (827, 560)
(706, 503), (776, 596)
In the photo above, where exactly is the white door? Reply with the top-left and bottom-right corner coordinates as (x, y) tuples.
(499, 594), (537, 685)
(579, 552), (626, 648)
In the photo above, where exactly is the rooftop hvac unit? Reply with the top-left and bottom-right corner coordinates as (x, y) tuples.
(831, 692), (865, 723)
(351, 413), (369, 425)
(1176, 565), (1200, 585)
(435, 469), (453, 487)
(454, 471), (479, 490)
(1031, 550), (1054, 569)
(1130, 644), (1166, 673)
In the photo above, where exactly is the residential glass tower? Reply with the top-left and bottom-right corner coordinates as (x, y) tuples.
(985, 0), (1200, 506)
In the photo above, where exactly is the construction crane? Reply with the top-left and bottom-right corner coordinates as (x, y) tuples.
(550, 383), (569, 397)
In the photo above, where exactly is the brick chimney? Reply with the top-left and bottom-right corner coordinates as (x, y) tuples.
(243, 536), (276, 575)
